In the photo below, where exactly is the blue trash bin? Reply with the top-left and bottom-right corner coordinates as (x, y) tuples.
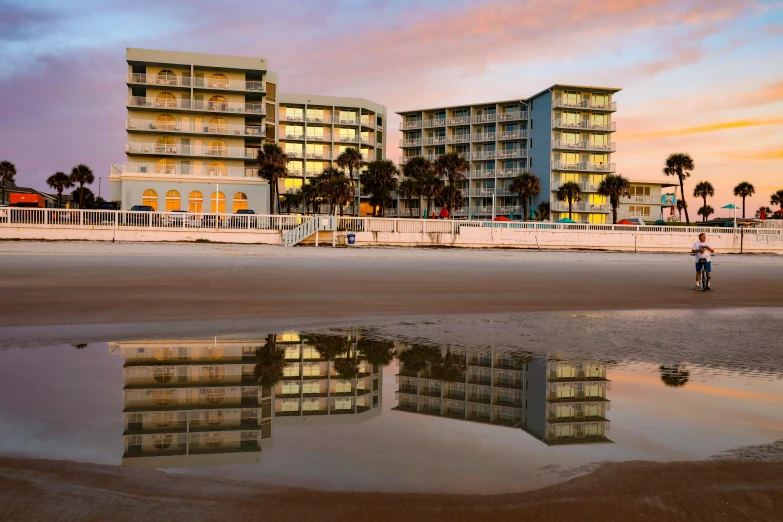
(347, 233), (356, 245)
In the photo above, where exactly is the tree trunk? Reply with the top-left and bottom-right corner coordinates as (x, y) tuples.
(269, 176), (276, 215)
(742, 196), (746, 219)
(568, 199), (572, 220)
(523, 198), (528, 222)
(419, 196), (423, 219)
(79, 182), (84, 208)
(679, 175), (690, 224)
(612, 205), (617, 224)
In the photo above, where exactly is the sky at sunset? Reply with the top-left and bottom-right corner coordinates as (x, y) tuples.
(1, 0), (782, 216)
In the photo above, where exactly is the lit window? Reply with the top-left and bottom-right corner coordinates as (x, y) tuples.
(282, 382), (300, 395)
(209, 73), (229, 88)
(155, 137), (176, 154)
(283, 364), (300, 377)
(303, 363), (321, 377)
(303, 381), (320, 394)
(335, 380), (351, 393)
(155, 159), (175, 174)
(188, 190), (203, 213)
(210, 191), (226, 213)
(157, 70), (177, 85)
(333, 398), (352, 410)
(209, 95), (228, 111)
(208, 117), (228, 134)
(281, 399), (299, 412)
(207, 140), (227, 156)
(209, 161), (227, 176)
(142, 189), (158, 210)
(165, 190), (180, 211)
(155, 114), (176, 131)
(302, 398), (320, 411)
(233, 192), (248, 212)
(156, 92), (176, 108)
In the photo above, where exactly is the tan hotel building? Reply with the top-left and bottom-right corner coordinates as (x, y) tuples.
(110, 49), (386, 214)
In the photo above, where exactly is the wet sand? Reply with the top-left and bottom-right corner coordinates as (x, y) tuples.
(1, 457), (782, 522)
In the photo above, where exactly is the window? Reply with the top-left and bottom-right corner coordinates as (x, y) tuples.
(165, 190), (180, 211)
(209, 73), (228, 88)
(233, 192), (248, 212)
(306, 126), (325, 140)
(208, 117), (228, 134)
(208, 161), (227, 176)
(592, 93), (609, 109)
(281, 399), (299, 412)
(156, 92), (176, 108)
(303, 363), (321, 377)
(283, 363), (300, 377)
(630, 186), (651, 196)
(338, 110), (357, 124)
(207, 140), (227, 156)
(591, 133), (607, 146)
(155, 137), (175, 154)
(282, 382), (300, 395)
(210, 191), (226, 213)
(284, 346), (300, 359)
(189, 191), (203, 213)
(157, 70), (177, 85)
(155, 159), (175, 174)
(285, 125), (305, 139)
(590, 154), (608, 167)
(591, 113), (609, 126)
(629, 205), (651, 217)
(155, 114), (176, 131)
(302, 398), (320, 412)
(333, 398), (352, 410)
(302, 381), (320, 394)
(563, 132), (580, 145)
(306, 107), (325, 122)
(208, 95), (228, 111)
(142, 189), (158, 210)
(562, 111), (580, 125)
(335, 380), (351, 393)
(284, 107), (304, 121)
(563, 90), (580, 105)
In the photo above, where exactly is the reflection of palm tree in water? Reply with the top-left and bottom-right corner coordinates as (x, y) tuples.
(357, 339), (396, 371)
(430, 350), (467, 382)
(254, 334), (285, 389)
(398, 344), (441, 374)
(659, 364), (690, 388)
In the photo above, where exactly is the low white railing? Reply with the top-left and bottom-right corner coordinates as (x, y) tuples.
(127, 73), (265, 93)
(552, 119), (615, 132)
(497, 111), (528, 121)
(553, 97), (616, 111)
(552, 139), (615, 152)
(468, 169), (495, 179)
(469, 151), (496, 160)
(305, 134), (330, 142)
(550, 201), (611, 212)
(127, 119), (266, 137)
(127, 97), (264, 115)
(448, 135), (470, 144)
(334, 135), (361, 143)
(497, 130), (528, 140)
(497, 149), (527, 159)
(400, 120), (422, 130)
(335, 117), (359, 125)
(422, 118), (447, 128)
(496, 168), (526, 178)
(551, 181), (600, 192)
(470, 133), (496, 142)
(447, 116), (471, 126)
(423, 136), (446, 146)
(471, 114), (497, 123)
(120, 162), (258, 177)
(126, 142), (258, 159)
(400, 138), (422, 147)
(622, 195), (658, 204)
(551, 161), (615, 173)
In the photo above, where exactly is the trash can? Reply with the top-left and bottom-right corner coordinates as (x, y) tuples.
(347, 233), (356, 245)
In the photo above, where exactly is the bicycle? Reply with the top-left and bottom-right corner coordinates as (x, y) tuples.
(696, 258), (710, 291)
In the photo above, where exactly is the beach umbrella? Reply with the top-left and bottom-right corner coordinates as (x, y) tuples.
(439, 205), (449, 219)
(493, 216), (511, 222)
(557, 217), (576, 223)
(722, 203), (738, 228)
(616, 219), (636, 225)
(654, 219), (666, 225)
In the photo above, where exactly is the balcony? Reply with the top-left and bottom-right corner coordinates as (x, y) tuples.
(552, 161), (615, 173)
(306, 116), (333, 124)
(496, 149), (527, 159)
(552, 139), (615, 152)
(463, 188), (516, 197)
(126, 119), (265, 138)
(622, 194), (659, 205)
(400, 138), (422, 147)
(127, 73), (266, 93)
(334, 117), (359, 126)
(125, 142), (258, 160)
(552, 119), (616, 132)
(333, 135), (361, 144)
(553, 97), (616, 112)
(447, 116), (471, 126)
(422, 118), (447, 128)
(119, 162), (258, 178)
(127, 97), (265, 115)
(306, 151), (333, 160)
(400, 154), (443, 165)
(285, 150), (304, 159)
(471, 133), (496, 142)
(497, 130), (528, 140)
(283, 132), (305, 141)
(471, 114), (497, 124)
(304, 133), (331, 141)
(400, 120), (422, 130)
(551, 181), (600, 193)
(469, 151), (496, 160)
(496, 168), (526, 178)
(423, 136), (446, 146)
(448, 134), (471, 144)
(360, 118), (375, 128)
(550, 201), (610, 213)
(467, 169), (495, 179)
(497, 111), (528, 122)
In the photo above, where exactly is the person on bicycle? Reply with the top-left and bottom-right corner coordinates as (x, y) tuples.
(691, 233), (715, 290)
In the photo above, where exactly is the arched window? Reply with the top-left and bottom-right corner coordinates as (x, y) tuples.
(152, 412), (175, 428)
(165, 190), (180, 211)
(152, 390), (174, 406)
(155, 92), (176, 108)
(207, 139), (227, 156)
(208, 95), (228, 111)
(205, 411), (225, 426)
(204, 388), (225, 404)
(207, 117), (228, 134)
(211, 191), (226, 213)
(142, 189), (158, 210)
(208, 161), (227, 176)
(189, 191), (203, 213)
(233, 192), (248, 212)
(157, 70), (176, 85)
(155, 114), (176, 131)
(152, 434), (174, 449)
(155, 159), (175, 174)
(155, 137), (176, 154)
(209, 73), (228, 89)
(204, 433), (225, 447)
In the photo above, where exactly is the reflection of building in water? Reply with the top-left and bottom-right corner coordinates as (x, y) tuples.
(394, 348), (611, 445)
(111, 339), (273, 468)
(273, 332), (382, 424)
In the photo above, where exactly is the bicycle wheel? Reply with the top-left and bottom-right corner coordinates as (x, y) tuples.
(700, 268), (709, 291)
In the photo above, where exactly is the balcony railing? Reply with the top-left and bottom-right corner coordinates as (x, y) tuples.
(127, 73), (266, 93)
(469, 151), (496, 160)
(463, 188), (516, 197)
(335, 117), (359, 126)
(552, 139), (615, 152)
(400, 138), (422, 147)
(448, 134), (470, 144)
(551, 181), (600, 193)
(127, 97), (265, 115)
(470, 133), (496, 142)
(550, 201), (610, 213)
(471, 114), (497, 124)
(285, 150), (304, 159)
(423, 136), (446, 146)
(126, 119), (265, 137)
(306, 151), (333, 160)
(423, 118), (447, 128)
(126, 142), (258, 160)
(497, 168), (526, 178)
(497, 130), (528, 140)
(497, 111), (528, 121)
(622, 195), (658, 204)
(400, 120), (422, 130)
(333, 135), (361, 143)
(552, 161), (615, 173)
(496, 149), (527, 159)
(552, 119), (616, 132)
(305, 134), (331, 142)
(121, 162), (258, 178)
(400, 154), (443, 165)
(447, 116), (471, 126)
(553, 97), (616, 112)
(468, 169), (495, 179)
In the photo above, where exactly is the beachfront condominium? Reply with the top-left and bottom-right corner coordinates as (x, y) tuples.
(397, 85), (619, 223)
(277, 94), (387, 216)
(394, 347), (612, 445)
(112, 338), (273, 469)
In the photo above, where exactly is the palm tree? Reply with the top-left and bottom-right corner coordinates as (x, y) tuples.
(71, 187), (96, 209)
(402, 156), (433, 218)
(556, 181), (582, 220)
(676, 199), (687, 221)
(335, 147), (364, 216)
(69, 164), (95, 209)
(732, 181), (755, 219)
(692, 181), (715, 221)
(0, 160), (16, 205)
(331, 174), (353, 217)
(771, 189), (783, 211)
(508, 172), (541, 222)
(659, 364), (690, 388)
(433, 153), (469, 214)
(315, 167), (351, 215)
(697, 204), (714, 221)
(300, 182), (317, 214)
(46, 171), (74, 209)
(535, 201), (551, 221)
(597, 174), (631, 224)
(429, 350), (467, 382)
(435, 185), (464, 216)
(398, 177), (418, 218)
(663, 153), (695, 224)
(257, 143), (289, 215)
(419, 171), (444, 218)
(254, 335), (286, 390)
(357, 339), (395, 371)
(333, 355), (361, 381)
(281, 193), (300, 214)
(397, 344), (441, 374)
(756, 206), (772, 218)
(361, 160), (398, 217)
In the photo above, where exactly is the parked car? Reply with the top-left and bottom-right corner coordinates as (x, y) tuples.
(125, 205), (157, 226)
(97, 201), (121, 211)
(227, 209), (258, 229)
